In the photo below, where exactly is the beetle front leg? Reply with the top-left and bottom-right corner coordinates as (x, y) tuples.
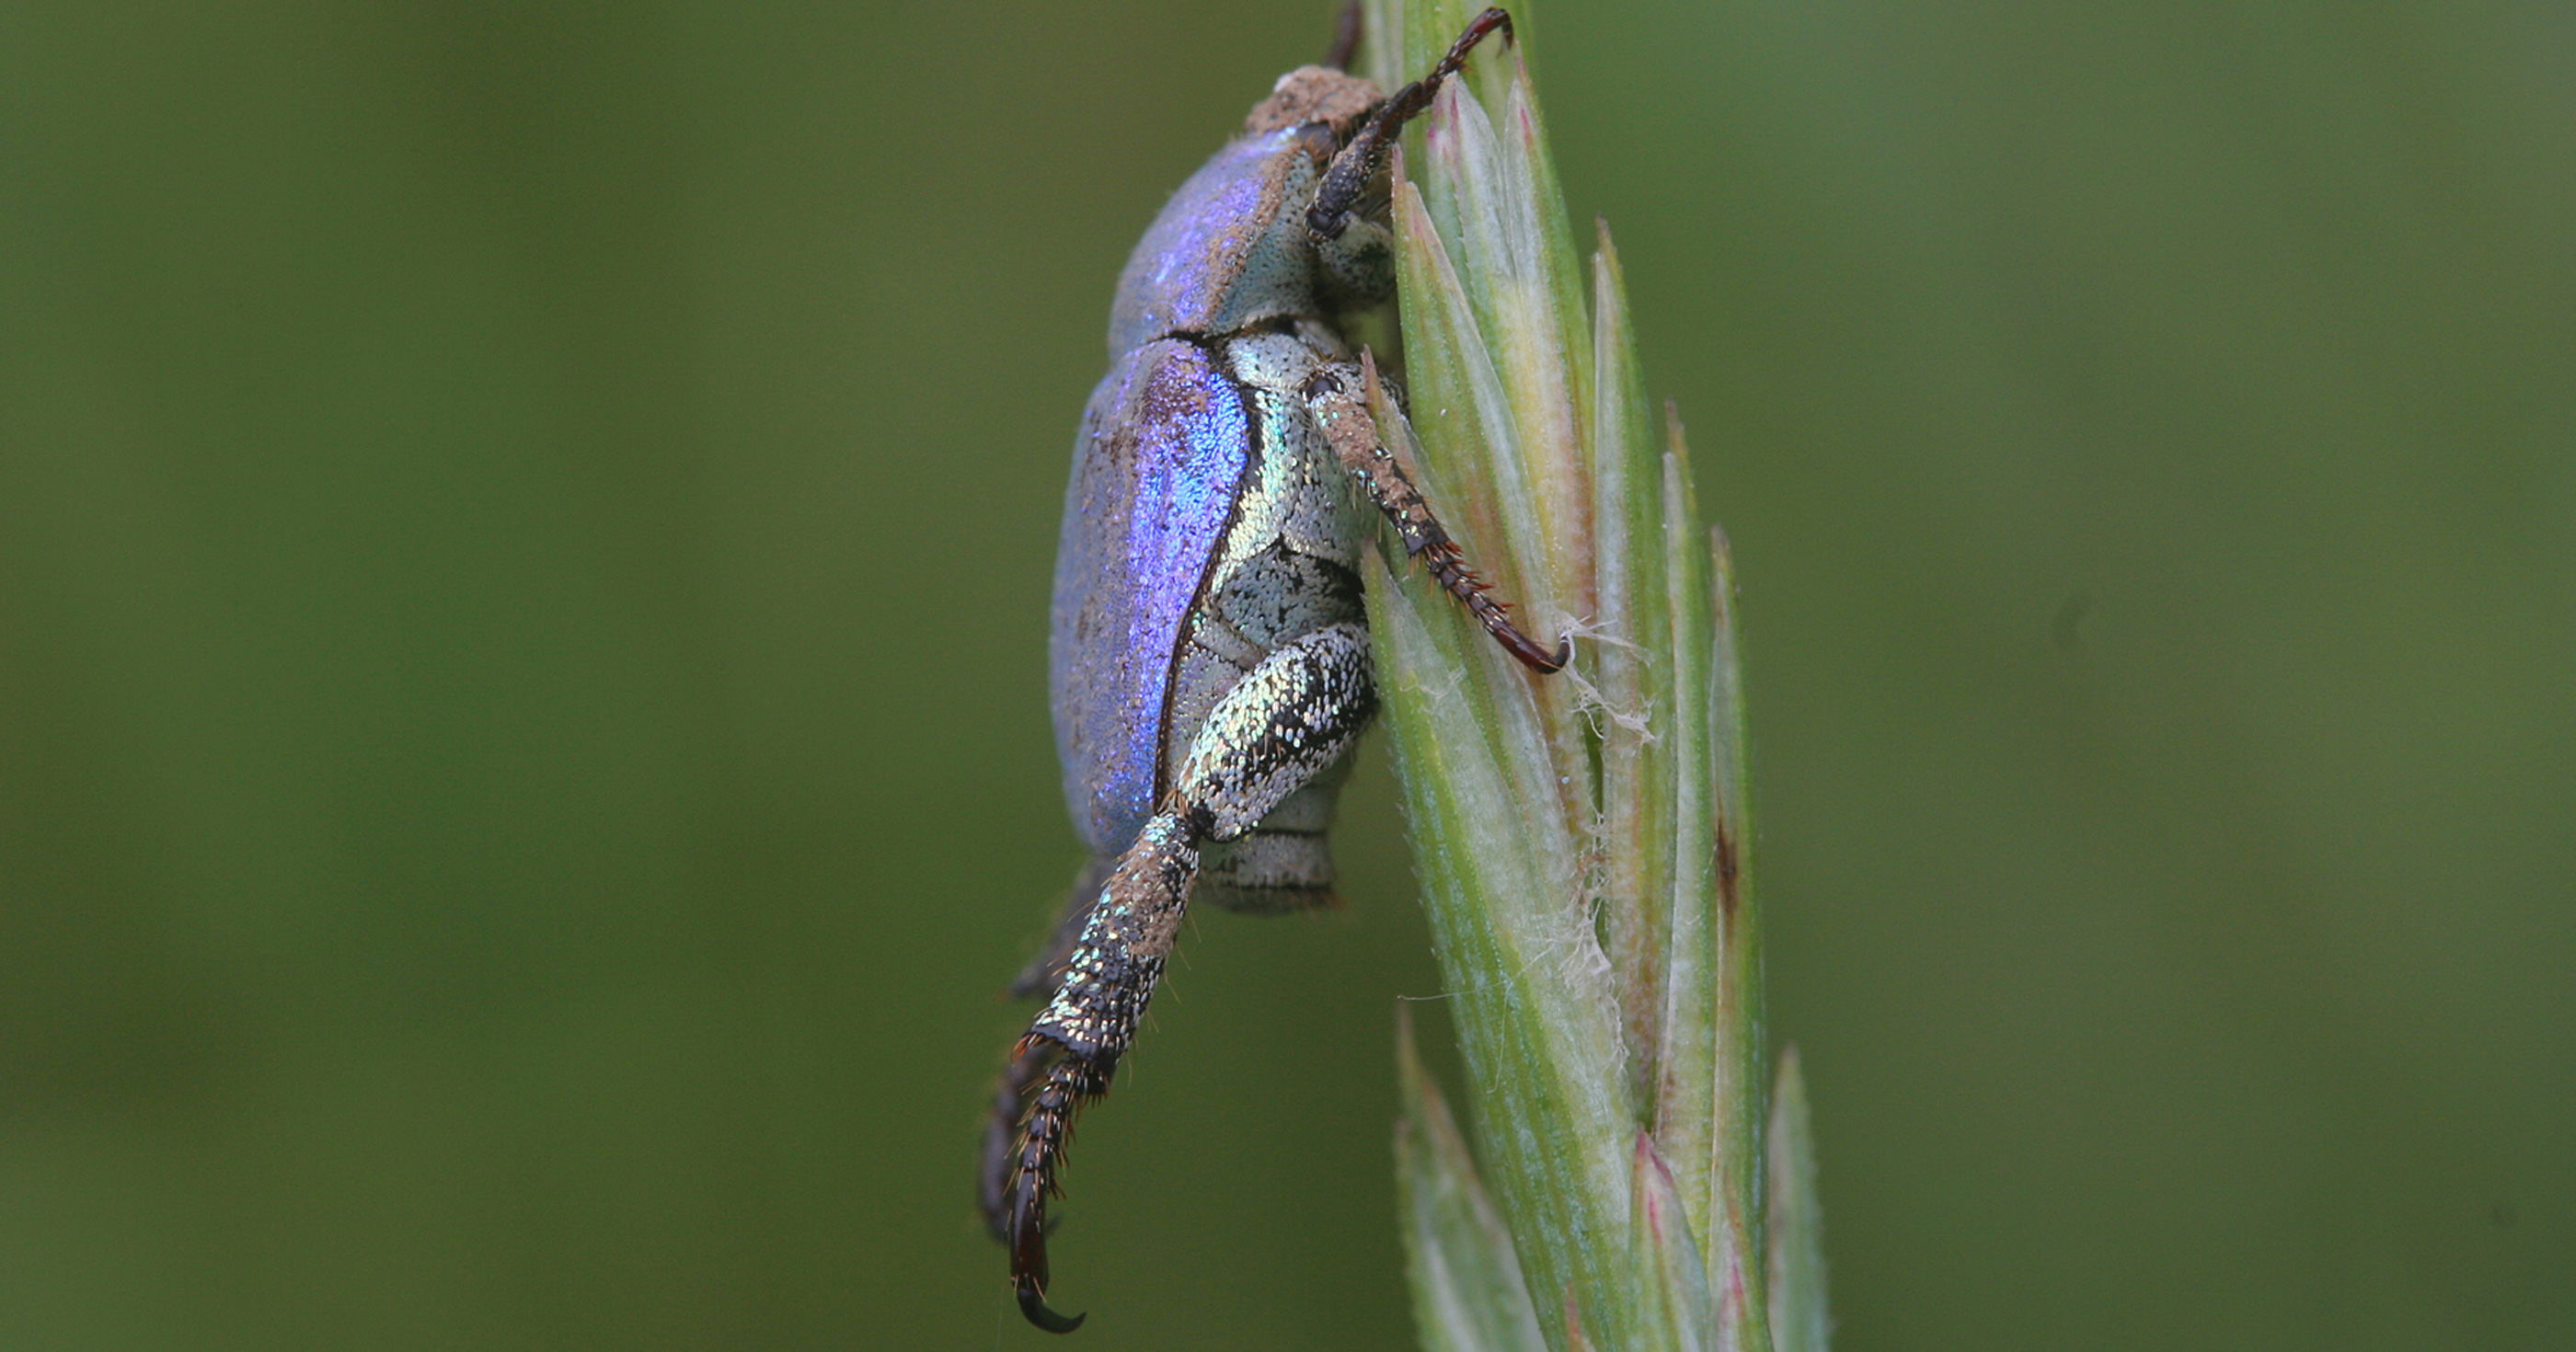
(1300, 361), (1570, 672)
(1308, 7), (1513, 247)
(998, 623), (1378, 1333)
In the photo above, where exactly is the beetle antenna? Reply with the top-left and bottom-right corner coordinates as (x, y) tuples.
(1308, 6), (1514, 241)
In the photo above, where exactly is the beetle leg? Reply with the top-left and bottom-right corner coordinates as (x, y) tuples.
(1323, 0), (1363, 72)
(1300, 360), (1570, 672)
(1007, 856), (1115, 1001)
(981, 1028), (1061, 1244)
(981, 856), (1112, 1260)
(998, 623), (1377, 1333)
(1307, 6), (1513, 245)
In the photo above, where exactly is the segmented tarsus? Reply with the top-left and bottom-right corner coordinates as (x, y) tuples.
(1418, 533), (1572, 673)
(1005, 1036), (1105, 1333)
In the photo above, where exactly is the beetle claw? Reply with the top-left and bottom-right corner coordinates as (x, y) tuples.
(1501, 627), (1572, 674)
(1018, 1279), (1087, 1335)
(1011, 1185), (1087, 1333)
(1005, 1045), (1103, 1333)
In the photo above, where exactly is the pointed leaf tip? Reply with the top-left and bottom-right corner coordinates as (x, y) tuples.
(1396, 1006), (1548, 1352)
(1766, 1048), (1831, 1352)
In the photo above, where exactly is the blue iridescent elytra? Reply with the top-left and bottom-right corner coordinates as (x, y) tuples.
(1050, 340), (1250, 856)
(985, 10), (1559, 1335)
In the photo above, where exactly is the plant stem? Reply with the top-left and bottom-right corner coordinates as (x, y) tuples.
(1361, 4), (1826, 1348)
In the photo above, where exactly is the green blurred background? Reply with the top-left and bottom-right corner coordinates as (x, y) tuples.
(5, 1), (2569, 1346)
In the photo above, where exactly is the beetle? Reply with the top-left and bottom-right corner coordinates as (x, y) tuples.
(981, 9), (1559, 1332)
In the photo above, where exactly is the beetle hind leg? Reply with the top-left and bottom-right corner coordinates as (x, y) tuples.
(995, 623), (1377, 1332)
(1008, 856), (1115, 1001)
